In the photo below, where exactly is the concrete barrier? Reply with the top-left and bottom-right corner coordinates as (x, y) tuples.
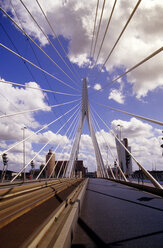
(54, 178), (88, 248)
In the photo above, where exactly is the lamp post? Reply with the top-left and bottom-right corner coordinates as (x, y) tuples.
(161, 130), (163, 156)
(37, 161), (45, 179)
(105, 145), (108, 175)
(106, 145), (108, 165)
(21, 127), (27, 181)
(117, 124), (123, 140)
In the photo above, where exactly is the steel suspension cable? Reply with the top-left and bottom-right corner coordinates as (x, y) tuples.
(0, 22), (38, 84)
(0, 92), (29, 129)
(0, 89), (20, 113)
(32, 109), (79, 180)
(0, 8), (79, 89)
(0, 102), (80, 156)
(1, 10), (71, 127)
(0, 43), (79, 92)
(91, 106), (163, 189)
(1, 8), (77, 129)
(91, 110), (111, 163)
(94, 101), (163, 126)
(49, 104), (80, 179)
(90, 109), (109, 178)
(10, 1), (68, 109)
(0, 99), (80, 119)
(49, 108), (80, 179)
(0, 80), (81, 96)
(19, 0), (79, 88)
(11, 104), (80, 182)
(56, 113), (80, 178)
(94, 0), (117, 67)
(61, 112), (80, 178)
(96, 0), (142, 79)
(1, 19), (63, 128)
(91, 46), (163, 94)
(89, 0), (100, 58)
(36, 105), (80, 180)
(92, 0), (106, 60)
(64, 113), (81, 178)
(38, 112), (79, 180)
(91, 111), (112, 179)
(91, 107), (126, 180)
(35, 0), (81, 84)
(54, 111), (80, 179)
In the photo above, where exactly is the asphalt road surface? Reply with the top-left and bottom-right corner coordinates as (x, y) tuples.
(72, 178), (163, 248)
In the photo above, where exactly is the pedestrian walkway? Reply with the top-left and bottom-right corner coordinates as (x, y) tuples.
(72, 178), (163, 248)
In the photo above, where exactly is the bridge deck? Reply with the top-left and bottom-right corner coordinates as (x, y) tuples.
(72, 178), (163, 248)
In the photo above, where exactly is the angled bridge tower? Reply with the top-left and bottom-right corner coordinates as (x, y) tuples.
(65, 78), (106, 178)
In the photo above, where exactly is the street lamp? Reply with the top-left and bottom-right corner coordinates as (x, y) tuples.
(105, 145), (108, 166)
(21, 127), (27, 181)
(117, 124), (123, 140)
(161, 130), (163, 156)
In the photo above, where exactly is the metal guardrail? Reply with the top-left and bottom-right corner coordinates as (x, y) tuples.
(23, 179), (87, 248)
(0, 178), (72, 199)
(0, 178), (83, 229)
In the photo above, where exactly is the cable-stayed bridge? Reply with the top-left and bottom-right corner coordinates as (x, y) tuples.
(0, 0), (163, 247)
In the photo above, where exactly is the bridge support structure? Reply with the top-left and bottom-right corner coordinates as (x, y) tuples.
(65, 78), (106, 178)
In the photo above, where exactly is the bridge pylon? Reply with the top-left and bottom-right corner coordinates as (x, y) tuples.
(65, 78), (106, 178)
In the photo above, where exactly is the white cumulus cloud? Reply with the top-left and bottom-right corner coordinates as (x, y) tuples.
(108, 89), (125, 104)
(0, 80), (51, 141)
(93, 83), (102, 91)
(1, 0), (162, 97)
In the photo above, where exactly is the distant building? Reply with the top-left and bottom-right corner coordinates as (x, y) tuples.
(46, 149), (55, 177)
(132, 170), (163, 181)
(0, 170), (30, 181)
(0, 170), (14, 181)
(55, 161), (68, 177)
(74, 160), (87, 178)
(115, 137), (132, 177)
(150, 170), (163, 181)
(86, 171), (97, 178)
(29, 164), (46, 179)
(44, 149), (86, 178)
(55, 160), (86, 178)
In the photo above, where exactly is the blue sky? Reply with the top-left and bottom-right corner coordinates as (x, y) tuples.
(0, 0), (163, 173)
